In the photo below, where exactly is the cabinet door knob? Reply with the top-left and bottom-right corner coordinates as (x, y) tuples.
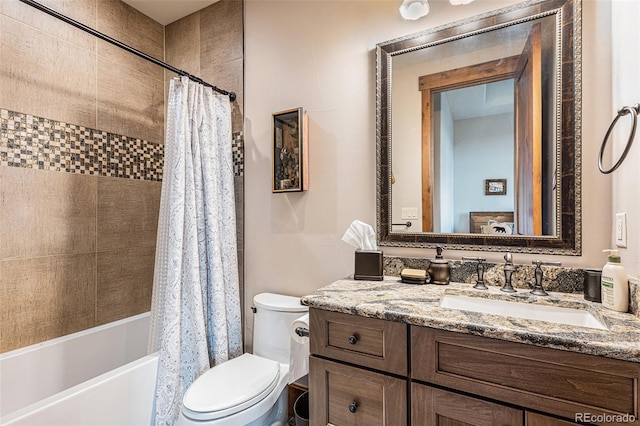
(348, 401), (358, 413)
(348, 335), (358, 345)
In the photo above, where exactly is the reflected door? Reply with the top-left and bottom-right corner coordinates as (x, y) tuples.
(515, 23), (543, 235)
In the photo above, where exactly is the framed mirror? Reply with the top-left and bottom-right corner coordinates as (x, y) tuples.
(376, 0), (581, 254)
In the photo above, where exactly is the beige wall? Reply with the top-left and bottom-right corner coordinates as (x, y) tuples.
(0, 0), (164, 352)
(244, 0), (616, 347)
(610, 0), (640, 278)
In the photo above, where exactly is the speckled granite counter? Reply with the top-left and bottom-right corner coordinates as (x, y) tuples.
(301, 278), (640, 363)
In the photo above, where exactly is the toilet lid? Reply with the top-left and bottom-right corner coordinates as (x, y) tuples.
(182, 353), (280, 421)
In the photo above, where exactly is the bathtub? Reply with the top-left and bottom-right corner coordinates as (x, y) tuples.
(0, 312), (157, 425)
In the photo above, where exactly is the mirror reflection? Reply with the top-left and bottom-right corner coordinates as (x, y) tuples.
(391, 14), (557, 237)
(377, 0), (581, 254)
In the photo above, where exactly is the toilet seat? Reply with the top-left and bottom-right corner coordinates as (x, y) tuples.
(181, 353), (280, 421)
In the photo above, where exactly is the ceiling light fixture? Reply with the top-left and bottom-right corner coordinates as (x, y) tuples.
(400, 0), (475, 20)
(399, 0), (430, 20)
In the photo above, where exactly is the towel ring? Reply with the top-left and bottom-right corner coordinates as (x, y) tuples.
(598, 103), (639, 174)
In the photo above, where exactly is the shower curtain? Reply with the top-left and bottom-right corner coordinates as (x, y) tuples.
(148, 76), (242, 425)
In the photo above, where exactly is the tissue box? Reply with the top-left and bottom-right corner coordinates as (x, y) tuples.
(354, 250), (383, 281)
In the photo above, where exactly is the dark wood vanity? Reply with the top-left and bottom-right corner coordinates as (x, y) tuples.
(309, 309), (640, 426)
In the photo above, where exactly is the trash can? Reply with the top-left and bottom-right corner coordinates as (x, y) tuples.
(294, 391), (309, 426)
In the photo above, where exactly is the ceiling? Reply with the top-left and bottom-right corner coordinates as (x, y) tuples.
(121, 0), (219, 25)
(444, 79), (514, 120)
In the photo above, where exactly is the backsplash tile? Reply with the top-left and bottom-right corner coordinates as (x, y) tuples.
(630, 278), (639, 318)
(385, 256), (584, 293)
(386, 257), (637, 315)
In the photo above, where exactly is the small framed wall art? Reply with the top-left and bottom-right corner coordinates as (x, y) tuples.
(272, 107), (309, 192)
(485, 178), (507, 195)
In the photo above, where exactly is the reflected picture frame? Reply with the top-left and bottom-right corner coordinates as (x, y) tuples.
(485, 179), (507, 196)
(272, 107), (309, 193)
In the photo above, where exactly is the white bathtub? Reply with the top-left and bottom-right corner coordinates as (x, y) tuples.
(0, 312), (157, 425)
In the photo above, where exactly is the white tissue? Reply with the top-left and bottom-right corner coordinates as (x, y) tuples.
(342, 220), (377, 250)
(290, 313), (309, 344)
(288, 313), (309, 384)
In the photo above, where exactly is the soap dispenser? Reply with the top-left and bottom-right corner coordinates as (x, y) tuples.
(427, 246), (450, 285)
(600, 249), (628, 312)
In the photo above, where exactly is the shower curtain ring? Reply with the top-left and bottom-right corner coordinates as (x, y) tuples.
(598, 103), (639, 174)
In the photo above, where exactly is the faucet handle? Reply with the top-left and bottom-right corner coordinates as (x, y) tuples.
(504, 251), (513, 264)
(500, 252), (517, 293)
(530, 261), (562, 296)
(462, 257), (487, 290)
(532, 260), (562, 267)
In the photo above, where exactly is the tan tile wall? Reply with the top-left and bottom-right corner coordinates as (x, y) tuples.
(96, 177), (160, 325)
(165, 0), (244, 133)
(0, 5), (97, 130)
(0, 0), (243, 353)
(96, 0), (165, 143)
(0, 0), (164, 353)
(0, 0), (164, 143)
(0, 162), (162, 353)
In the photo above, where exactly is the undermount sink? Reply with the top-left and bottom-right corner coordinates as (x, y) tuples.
(439, 294), (608, 330)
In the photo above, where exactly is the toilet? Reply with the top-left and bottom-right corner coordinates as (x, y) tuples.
(178, 293), (308, 425)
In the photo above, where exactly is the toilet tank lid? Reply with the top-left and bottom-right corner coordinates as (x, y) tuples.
(253, 293), (308, 312)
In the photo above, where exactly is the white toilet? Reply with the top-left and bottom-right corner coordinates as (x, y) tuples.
(178, 293), (308, 425)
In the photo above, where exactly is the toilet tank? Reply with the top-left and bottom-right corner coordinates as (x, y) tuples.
(253, 293), (308, 365)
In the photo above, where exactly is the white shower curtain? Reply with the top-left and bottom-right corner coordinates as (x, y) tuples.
(148, 76), (242, 425)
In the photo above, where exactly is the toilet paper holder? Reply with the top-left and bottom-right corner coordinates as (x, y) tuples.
(295, 327), (310, 337)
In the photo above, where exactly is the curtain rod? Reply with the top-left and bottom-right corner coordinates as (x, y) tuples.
(18, 0), (237, 102)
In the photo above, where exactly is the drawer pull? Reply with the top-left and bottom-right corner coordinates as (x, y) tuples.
(348, 401), (358, 413)
(348, 334), (359, 345)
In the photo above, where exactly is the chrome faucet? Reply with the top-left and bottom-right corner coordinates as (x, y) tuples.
(501, 251), (517, 293)
(530, 260), (562, 296)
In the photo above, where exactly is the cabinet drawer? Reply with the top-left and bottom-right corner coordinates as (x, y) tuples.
(309, 356), (407, 426)
(411, 327), (640, 425)
(310, 309), (407, 375)
(526, 411), (577, 426)
(412, 382), (523, 425)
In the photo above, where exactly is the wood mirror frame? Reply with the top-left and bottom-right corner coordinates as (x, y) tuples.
(376, 0), (581, 255)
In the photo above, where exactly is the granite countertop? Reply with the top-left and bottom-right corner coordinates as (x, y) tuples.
(300, 277), (640, 363)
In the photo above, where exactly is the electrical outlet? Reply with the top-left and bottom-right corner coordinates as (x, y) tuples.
(401, 207), (418, 220)
(615, 212), (627, 248)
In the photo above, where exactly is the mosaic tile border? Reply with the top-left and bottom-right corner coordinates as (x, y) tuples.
(232, 131), (244, 177)
(0, 109), (163, 181)
(0, 109), (246, 180)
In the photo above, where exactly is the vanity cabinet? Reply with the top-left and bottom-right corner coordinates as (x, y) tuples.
(308, 309), (640, 426)
(411, 383), (522, 425)
(309, 309), (407, 425)
(411, 327), (639, 423)
(308, 308), (407, 375)
(309, 357), (407, 425)
(525, 412), (579, 426)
